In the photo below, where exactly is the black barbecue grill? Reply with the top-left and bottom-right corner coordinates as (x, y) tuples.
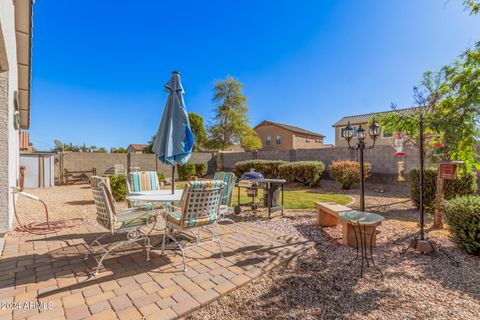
(234, 170), (286, 218)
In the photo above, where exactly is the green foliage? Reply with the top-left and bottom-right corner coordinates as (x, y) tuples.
(234, 160), (286, 178)
(240, 133), (262, 152)
(110, 174), (126, 201)
(408, 168), (477, 212)
(464, 0), (480, 14)
(278, 161), (325, 187)
(189, 113), (207, 151)
(207, 76), (257, 150)
(377, 43), (480, 172)
(445, 196), (480, 255)
(195, 163), (208, 177)
(157, 171), (165, 182)
(112, 147), (127, 153)
(145, 135), (155, 154)
(177, 163), (196, 181)
(330, 160), (372, 189)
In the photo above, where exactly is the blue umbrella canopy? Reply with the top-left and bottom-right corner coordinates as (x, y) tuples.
(152, 71), (194, 166)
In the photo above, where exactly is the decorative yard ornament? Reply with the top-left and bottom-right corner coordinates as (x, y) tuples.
(394, 131), (405, 156)
(432, 142), (446, 161)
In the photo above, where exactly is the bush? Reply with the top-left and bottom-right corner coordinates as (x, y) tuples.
(195, 163), (208, 178)
(445, 196), (480, 255)
(278, 161), (325, 187)
(330, 160), (372, 189)
(234, 160), (286, 178)
(157, 171), (165, 183)
(408, 168), (477, 212)
(177, 163), (196, 181)
(109, 174), (126, 201)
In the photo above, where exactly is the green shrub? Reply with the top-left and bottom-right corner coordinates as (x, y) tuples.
(157, 171), (165, 182)
(195, 163), (208, 177)
(408, 168), (477, 212)
(445, 196), (480, 255)
(330, 160), (372, 189)
(177, 163), (196, 181)
(109, 174), (126, 201)
(279, 161), (325, 187)
(234, 160), (286, 178)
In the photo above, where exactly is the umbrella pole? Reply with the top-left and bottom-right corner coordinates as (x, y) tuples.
(171, 165), (175, 194)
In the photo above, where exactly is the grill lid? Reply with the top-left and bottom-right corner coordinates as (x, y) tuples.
(241, 170), (264, 180)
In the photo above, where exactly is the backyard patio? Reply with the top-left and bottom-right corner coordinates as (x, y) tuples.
(2, 182), (479, 319)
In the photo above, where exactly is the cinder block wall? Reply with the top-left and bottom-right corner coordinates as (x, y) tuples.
(56, 152), (216, 181)
(222, 145), (421, 184)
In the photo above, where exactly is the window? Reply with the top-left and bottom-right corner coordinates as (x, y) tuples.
(276, 135), (281, 144)
(265, 136), (271, 145)
(315, 138), (322, 143)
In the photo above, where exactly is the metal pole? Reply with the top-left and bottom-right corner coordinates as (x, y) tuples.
(359, 143), (365, 212)
(171, 165), (175, 194)
(419, 114), (425, 240)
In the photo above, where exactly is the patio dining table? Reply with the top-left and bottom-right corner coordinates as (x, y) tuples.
(126, 189), (184, 248)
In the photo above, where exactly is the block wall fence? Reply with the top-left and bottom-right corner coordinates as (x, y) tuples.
(54, 146), (423, 184)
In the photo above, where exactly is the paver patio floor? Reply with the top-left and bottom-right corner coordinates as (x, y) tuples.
(0, 222), (312, 320)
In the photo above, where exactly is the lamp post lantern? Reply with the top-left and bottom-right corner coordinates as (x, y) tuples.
(343, 119), (381, 211)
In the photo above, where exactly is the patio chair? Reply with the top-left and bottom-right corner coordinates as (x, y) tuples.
(161, 180), (225, 271)
(85, 176), (155, 275)
(126, 171), (161, 207)
(213, 171), (238, 230)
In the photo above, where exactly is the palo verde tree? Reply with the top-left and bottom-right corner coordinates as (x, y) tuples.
(378, 3), (480, 228)
(207, 76), (262, 151)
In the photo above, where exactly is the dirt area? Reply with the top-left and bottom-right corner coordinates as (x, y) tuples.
(189, 181), (480, 320)
(10, 182), (480, 320)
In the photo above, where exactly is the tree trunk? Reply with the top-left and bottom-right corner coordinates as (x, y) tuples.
(434, 173), (445, 229)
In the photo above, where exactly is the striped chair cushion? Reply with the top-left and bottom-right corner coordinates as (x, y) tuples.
(114, 209), (155, 229)
(213, 172), (237, 206)
(129, 171), (160, 192)
(90, 176), (116, 230)
(166, 180), (224, 228)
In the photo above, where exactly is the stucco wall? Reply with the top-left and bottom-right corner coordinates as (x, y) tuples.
(0, 0), (20, 233)
(293, 133), (324, 149)
(254, 125), (294, 150)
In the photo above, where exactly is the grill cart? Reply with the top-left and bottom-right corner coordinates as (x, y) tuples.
(234, 171), (286, 219)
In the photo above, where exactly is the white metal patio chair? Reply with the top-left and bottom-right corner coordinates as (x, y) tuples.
(84, 176), (155, 275)
(161, 180), (225, 271)
(213, 171), (238, 231)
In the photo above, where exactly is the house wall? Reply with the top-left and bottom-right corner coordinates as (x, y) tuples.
(254, 124), (294, 150)
(0, 0), (20, 233)
(293, 133), (325, 149)
(334, 125), (394, 147)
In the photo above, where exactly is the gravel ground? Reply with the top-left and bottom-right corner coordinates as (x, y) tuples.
(189, 181), (480, 320)
(10, 182), (480, 319)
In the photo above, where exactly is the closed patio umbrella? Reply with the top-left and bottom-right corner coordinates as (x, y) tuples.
(152, 71), (194, 193)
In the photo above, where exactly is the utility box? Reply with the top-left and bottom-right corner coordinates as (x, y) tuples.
(19, 153), (55, 188)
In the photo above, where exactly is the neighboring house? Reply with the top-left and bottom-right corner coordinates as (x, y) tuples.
(254, 120), (326, 150)
(127, 143), (149, 154)
(332, 107), (425, 147)
(0, 0), (34, 234)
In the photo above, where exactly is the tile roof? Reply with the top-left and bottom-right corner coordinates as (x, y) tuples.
(128, 144), (148, 151)
(332, 107), (426, 127)
(255, 120), (325, 138)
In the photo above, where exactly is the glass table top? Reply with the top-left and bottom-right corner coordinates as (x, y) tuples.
(338, 210), (384, 225)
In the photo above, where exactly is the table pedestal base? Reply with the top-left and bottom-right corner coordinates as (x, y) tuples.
(347, 221), (382, 278)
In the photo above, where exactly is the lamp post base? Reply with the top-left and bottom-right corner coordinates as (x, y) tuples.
(413, 239), (434, 253)
(401, 233), (459, 266)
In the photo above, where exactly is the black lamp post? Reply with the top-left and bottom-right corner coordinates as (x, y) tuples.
(343, 119), (381, 211)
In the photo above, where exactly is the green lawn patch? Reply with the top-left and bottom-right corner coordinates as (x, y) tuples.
(163, 181), (351, 209)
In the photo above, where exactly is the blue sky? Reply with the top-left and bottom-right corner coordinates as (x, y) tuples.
(30, 0), (480, 150)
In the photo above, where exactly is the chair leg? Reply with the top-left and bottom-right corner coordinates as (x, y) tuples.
(166, 230), (187, 271)
(94, 240), (128, 275)
(213, 224), (224, 258)
(219, 218), (238, 233)
(84, 233), (108, 261)
(161, 228), (167, 255)
(144, 236), (151, 262)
